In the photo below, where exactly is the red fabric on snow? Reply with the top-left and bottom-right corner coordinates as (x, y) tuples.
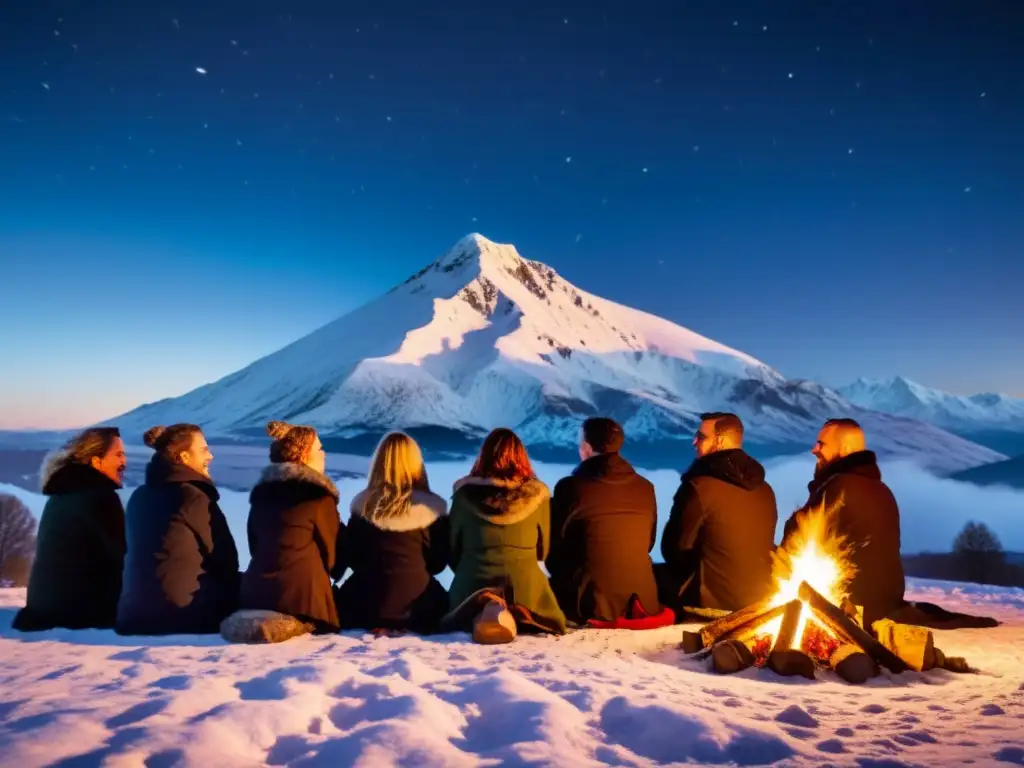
(586, 594), (676, 630)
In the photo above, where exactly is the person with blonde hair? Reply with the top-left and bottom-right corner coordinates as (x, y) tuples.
(13, 427), (127, 631)
(443, 428), (566, 644)
(234, 421), (344, 635)
(117, 424), (239, 635)
(337, 431), (449, 633)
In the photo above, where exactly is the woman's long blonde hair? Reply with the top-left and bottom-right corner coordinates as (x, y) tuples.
(362, 432), (430, 519)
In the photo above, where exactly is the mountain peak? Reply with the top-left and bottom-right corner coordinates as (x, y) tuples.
(435, 233), (522, 273)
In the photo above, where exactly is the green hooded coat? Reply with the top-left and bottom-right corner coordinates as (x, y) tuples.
(447, 476), (566, 634)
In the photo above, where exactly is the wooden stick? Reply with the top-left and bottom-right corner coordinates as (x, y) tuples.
(716, 603), (789, 644)
(772, 600), (803, 652)
(797, 581), (909, 673)
(699, 597), (774, 647)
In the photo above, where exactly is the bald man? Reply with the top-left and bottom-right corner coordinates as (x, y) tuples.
(781, 419), (905, 624)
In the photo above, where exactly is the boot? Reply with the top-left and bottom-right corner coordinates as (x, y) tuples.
(472, 595), (517, 645)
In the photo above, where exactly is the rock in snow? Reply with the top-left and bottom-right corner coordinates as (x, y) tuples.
(109, 234), (1003, 473)
(1, 579), (1022, 766)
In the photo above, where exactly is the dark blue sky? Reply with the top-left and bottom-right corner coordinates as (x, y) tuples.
(1, 1), (1022, 428)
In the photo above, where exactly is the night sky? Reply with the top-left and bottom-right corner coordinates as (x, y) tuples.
(1, 1), (1022, 429)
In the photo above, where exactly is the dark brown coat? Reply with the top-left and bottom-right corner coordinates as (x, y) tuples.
(336, 488), (449, 632)
(661, 449), (778, 611)
(240, 463), (344, 632)
(782, 450), (905, 624)
(546, 453), (661, 623)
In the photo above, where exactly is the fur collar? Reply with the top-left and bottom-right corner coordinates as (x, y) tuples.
(256, 462), (339, 500)
(452, 476), (549, 526)
(39, 453), (120, 495)
(349, 488), (447, 532)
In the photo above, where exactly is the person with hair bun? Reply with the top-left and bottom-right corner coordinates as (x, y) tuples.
(338, 431), (449, 633)
(117, 424), (240, 635)
(443, 428), (566, 644)
(236, 421), (344, 633)
(13, 427), (127, 631)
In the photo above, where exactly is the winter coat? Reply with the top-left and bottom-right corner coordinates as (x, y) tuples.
(661, 449), (778, 611)
(448, 476), (566, 634)
(336, 487), (449, 632)
(240, 462), (344, 632)
(782, 450), (905, 624)
(546, 453), (661, 623)
(12, 460), (125, 631)
(117, 456), (240, 635)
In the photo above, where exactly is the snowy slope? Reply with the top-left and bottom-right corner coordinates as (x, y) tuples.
(839, 376), (1024, 435)
(2, 580), (1023, 767)
(110, 235), (1003, 473)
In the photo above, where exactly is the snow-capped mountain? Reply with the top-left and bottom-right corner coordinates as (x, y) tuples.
(110, 235), (1003, 473)
(838, 377), (1024, 455)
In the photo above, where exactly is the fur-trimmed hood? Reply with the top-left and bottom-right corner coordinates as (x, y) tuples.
(39, 450), (120, 495)
(350, 487), (447, 532)
(452, 476), (549, 526)
(254, 462), (339, 500)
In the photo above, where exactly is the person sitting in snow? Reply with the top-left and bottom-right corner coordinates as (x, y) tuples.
(337, 431), (450, 633)
(781, 419), (904, 626)
(659, 412), (778, 613)
(117, 424), (239, 635)
(236, 421), (344, 633)
(546, 417), (667, 627)
(443, 428), (566, 643)
(13, 428), (127, 632)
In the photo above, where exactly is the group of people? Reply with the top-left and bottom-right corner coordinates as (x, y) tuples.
(12, 412), (912, 643)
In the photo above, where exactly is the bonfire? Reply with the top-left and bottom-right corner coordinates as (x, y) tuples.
(681, 499), (972, 683)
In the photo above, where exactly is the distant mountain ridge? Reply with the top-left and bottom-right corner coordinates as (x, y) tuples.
(838, 376), (1024, 457)
(108, 234), (1003, 473)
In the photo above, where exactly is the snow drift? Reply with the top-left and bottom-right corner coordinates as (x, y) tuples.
(1, 580), (1022, 766)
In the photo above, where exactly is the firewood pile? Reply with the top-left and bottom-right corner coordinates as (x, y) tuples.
(681, 581), (973, 683)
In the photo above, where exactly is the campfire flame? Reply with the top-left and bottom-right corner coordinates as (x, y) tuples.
(765, 498), (856, 647)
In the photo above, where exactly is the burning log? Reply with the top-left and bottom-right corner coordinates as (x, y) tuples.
(698, 597), (774, 647)
(797, 581), (909, 673)
(712, 639), (755, 674)
(717, 603), (791, 645)
(772, 600), (803, 651)
(871, 619), (936, 672)
(830, 644), (878, 683)
(767, 649), (816, 679)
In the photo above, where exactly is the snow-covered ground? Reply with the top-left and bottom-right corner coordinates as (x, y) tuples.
(1, 579), (1022, 767)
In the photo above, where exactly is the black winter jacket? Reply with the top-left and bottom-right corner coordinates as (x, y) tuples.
(13, 459), (125, 631)
(117, 456), (239, 635)
(336, 487), (449, 632)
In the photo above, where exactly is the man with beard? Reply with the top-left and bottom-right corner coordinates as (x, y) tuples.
(781, 419), (905, 625)
(659, 413), (778, 612)
(13, 427), (127, 631)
